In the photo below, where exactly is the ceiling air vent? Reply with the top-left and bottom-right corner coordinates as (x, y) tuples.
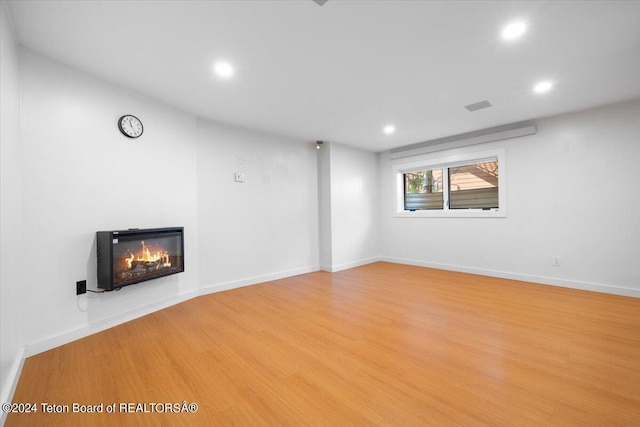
(464, 100), (492, 112)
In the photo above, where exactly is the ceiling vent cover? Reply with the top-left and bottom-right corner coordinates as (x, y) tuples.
(464, 100), (492, 112)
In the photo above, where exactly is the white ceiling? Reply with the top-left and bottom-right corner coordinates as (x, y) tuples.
(6, 0), (640, 152)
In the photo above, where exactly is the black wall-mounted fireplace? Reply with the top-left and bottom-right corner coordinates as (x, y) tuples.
(97, 227), (184, 290)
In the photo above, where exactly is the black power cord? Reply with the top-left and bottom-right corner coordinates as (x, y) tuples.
(87, 287), (122, 293)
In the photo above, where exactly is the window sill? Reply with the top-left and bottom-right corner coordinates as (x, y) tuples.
(393, 209), (506, 218)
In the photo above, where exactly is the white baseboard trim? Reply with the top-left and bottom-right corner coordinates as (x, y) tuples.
(26, 266), (320, 359)
(319, 264), (332, 272)
(322, 257), (381, 273)
(25, 290), (199, 358)
(381, 257), (640, 298)
(199, 265), (320, 295)
(0, 345), (26, 426)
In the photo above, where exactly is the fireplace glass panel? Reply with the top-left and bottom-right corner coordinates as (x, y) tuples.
(97, 227), (184, 290)
(112, 232), (183, 287)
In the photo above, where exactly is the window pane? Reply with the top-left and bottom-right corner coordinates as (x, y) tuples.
(449, 161), (498, 209)
(404, 169), (443, 210)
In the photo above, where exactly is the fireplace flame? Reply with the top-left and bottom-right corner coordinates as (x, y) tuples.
(124, 240), (171, 270)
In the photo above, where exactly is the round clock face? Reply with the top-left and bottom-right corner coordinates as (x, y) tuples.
(118, 115), (144, 138)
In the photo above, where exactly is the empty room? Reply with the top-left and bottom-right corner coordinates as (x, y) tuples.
(1, 0), (639, 425)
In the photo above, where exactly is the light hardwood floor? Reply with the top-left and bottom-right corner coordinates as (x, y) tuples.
(7, 262), (640, 426)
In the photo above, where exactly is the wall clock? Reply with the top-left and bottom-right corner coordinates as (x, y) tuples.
(118, 115), (144, 138)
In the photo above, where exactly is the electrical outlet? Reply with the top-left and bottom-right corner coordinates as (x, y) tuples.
(76, 280), (87, 295)
(552, 256), (561, 267)
(234, 172), (245, 182)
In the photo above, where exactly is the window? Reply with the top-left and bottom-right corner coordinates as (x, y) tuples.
(393, 149), (506, 217)
(404, 168), (444, 210)
(449, 160), (499, 209)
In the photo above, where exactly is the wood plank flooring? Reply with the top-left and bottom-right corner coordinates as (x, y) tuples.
(6, 262), (640, 426)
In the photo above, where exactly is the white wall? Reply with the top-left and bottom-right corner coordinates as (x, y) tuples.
(16, 49), (200, 354)
(0, 0), (24, 407)
(1, 44), (326, 406)
(196, 119), (319, 290)
(379, 99), (640, 296)
(318, 142), (379, 272)
(329, 143), (379, 271)
(317, 142), (333, 269)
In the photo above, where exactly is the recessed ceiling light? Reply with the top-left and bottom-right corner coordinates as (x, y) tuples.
(213, 61), (234, 78)
(501, 21), (527, 41)
(383, 125), (395, 135)
(533, 80), (553, 94)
